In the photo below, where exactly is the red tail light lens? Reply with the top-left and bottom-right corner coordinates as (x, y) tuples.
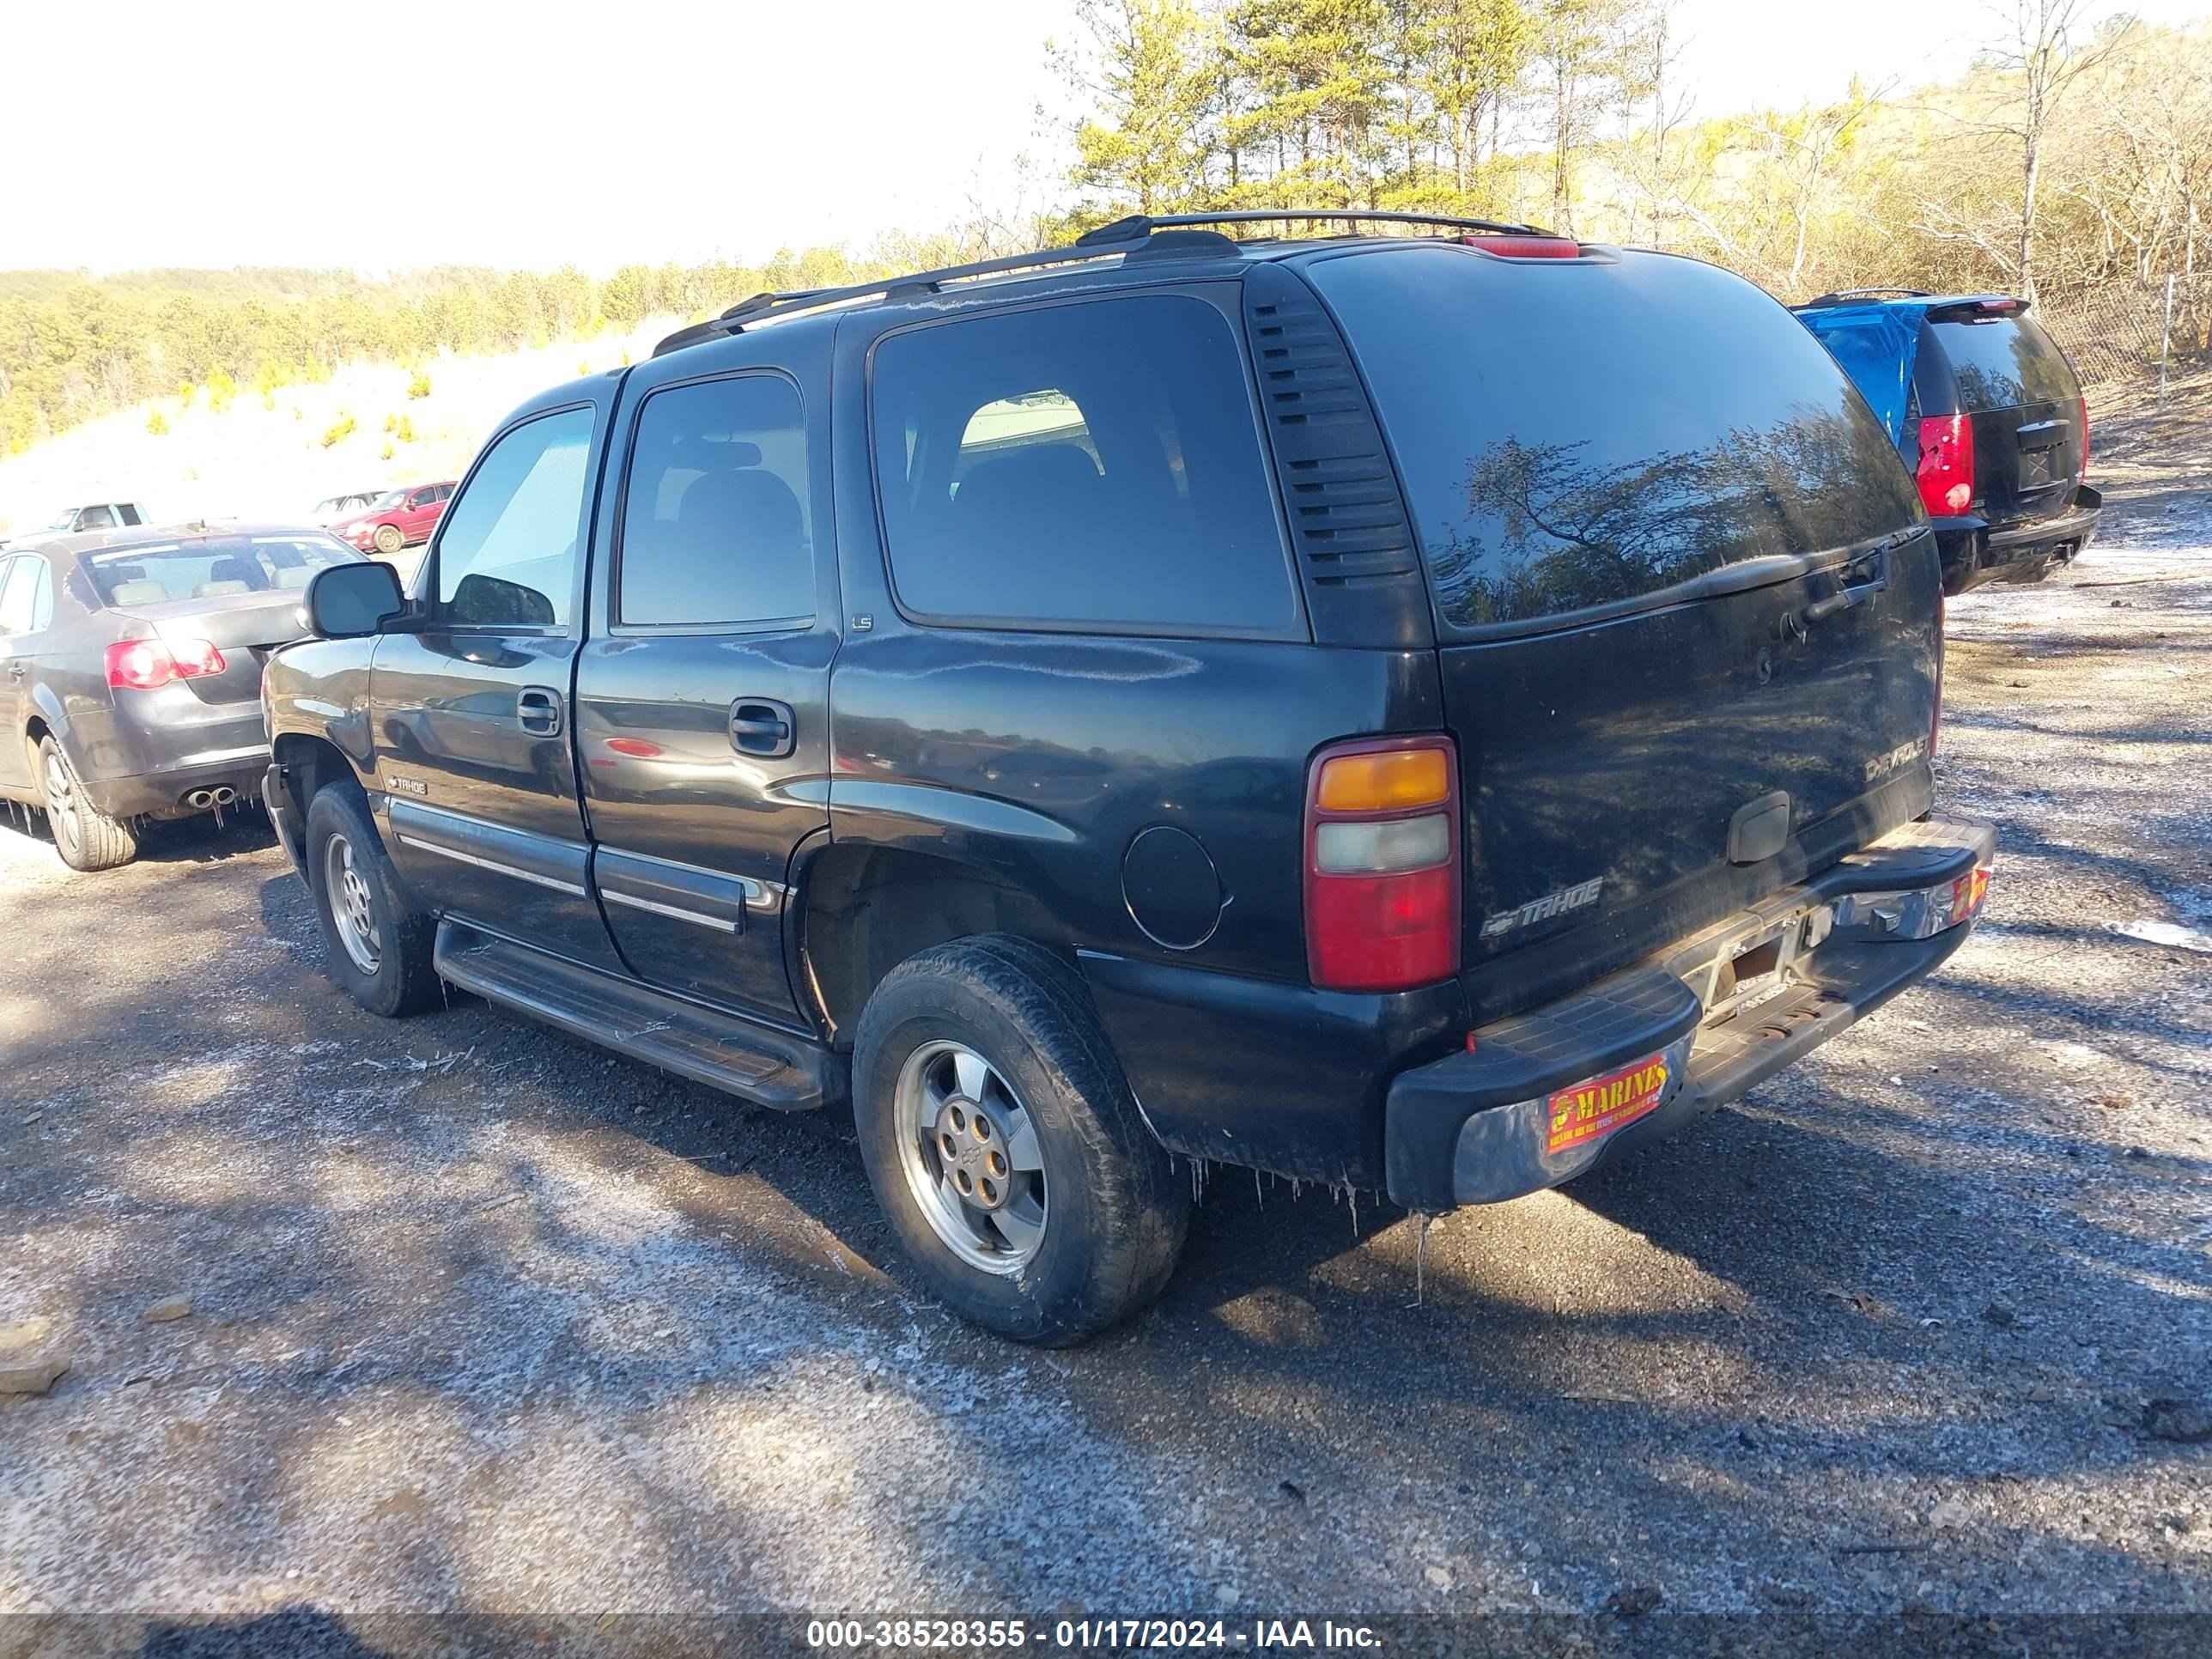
(2078, 396), (2090, 477)
(1915, 414), (1975, 516)
(105, 637), (227, 690)
(1304, 737), (1460, 992)
(1462, 234), (1580, 258)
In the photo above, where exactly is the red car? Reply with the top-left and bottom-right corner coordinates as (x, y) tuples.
(330, 481), (456, 557)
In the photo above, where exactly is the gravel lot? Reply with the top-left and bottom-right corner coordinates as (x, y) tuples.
(0, 399), (2206, 1650)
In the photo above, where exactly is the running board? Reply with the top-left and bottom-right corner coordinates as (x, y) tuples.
(434, 921), (842, 1111)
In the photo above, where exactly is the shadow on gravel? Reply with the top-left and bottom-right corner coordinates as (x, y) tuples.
(3, 815), (2204, 1612)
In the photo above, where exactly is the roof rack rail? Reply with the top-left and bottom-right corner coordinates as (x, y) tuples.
(651, 208), (1557, 357)
(1799, 287), (1932, 307)
(1074, 208), (1549, 245)
(652, 232), (1164, 356)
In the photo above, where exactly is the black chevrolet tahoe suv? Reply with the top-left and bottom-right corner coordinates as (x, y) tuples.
(264, 210), (1995, 1344)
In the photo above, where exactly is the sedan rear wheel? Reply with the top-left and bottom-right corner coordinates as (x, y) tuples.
(35, 736), (138, 872)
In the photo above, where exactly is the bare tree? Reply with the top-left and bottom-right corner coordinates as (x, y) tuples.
(1990, 0), (2123, 299)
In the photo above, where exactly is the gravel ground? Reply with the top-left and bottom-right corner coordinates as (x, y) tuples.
(0, 403), (2206, 1650)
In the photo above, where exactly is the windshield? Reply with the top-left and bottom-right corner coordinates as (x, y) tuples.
(370, 489), (408, 510)
(1308, 245), (1920, 634)
(46, 509), (79, 530)
(83, 534), (356, 606)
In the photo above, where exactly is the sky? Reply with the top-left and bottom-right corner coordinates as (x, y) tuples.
(3, 0), (2205, 276)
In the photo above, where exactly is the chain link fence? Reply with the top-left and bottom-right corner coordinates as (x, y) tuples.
(2036, 273), (2208, 397)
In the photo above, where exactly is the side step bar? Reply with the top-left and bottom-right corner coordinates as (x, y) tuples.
(434, 920), (844, 1112)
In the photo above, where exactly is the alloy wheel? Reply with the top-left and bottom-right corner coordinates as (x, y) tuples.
(323, 831), (382, 973)
(893, 1040), (1048, 1274)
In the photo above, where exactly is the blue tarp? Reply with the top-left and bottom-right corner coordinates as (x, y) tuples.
(1796, 301), (1928, 447)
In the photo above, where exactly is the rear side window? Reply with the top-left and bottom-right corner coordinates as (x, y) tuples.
(1308, 246), (1920, 634)
(0, 557), (43, 635)
(82, 535), (353, 605)
(870, 294), (1296, 635)
(1931, 315), (2077, 411)
(436, 406), (594, 628)
(618, 374), (813, 628)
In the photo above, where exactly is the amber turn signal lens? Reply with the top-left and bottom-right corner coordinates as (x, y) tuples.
(1315, 747), (1451, 813)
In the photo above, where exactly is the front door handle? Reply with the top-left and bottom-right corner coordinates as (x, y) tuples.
(5, 663), (22, 683)
(517, 685), (563, 738)
(730, 697), (795, 758)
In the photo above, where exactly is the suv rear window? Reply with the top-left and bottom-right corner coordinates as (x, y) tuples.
(870, 294), (1297, 636)
(1930, 314), (2077, 411)
(1307, 246), (1920, 633)
(82, 534), (354, 606)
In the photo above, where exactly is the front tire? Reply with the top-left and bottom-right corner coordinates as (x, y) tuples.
(853, 936), (1188, 1345)
(35, 736), (137, 872)
(303, 782), (439, 1017)
(372, 523), (404, 556)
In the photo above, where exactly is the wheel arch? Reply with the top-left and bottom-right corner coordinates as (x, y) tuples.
(793, 839), (1070, 1050)
(271, 731), (368, 826)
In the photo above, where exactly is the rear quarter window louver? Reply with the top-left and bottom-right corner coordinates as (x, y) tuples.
(1242, 262), (1432, 648)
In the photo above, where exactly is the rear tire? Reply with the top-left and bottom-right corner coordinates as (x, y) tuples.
(303, 781), (439, 1017)
(372, 523), (404, 556)
(35, 736), (137, 872)
(852, 935), (1188, 1345)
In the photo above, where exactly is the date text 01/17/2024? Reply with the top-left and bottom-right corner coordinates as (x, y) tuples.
(803, 1618), (1383, 1650)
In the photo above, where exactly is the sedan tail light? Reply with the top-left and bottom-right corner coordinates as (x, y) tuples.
(1304, 737), (1460, 992)
(106, 637), (227, 690)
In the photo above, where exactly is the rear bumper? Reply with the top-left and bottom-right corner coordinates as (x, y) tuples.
(1383, 816), (1996, 1212)
(78, 744), (270, 819)
(1935, 484), (2101, 593)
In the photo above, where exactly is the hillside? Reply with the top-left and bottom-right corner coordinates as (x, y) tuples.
(0, 323), (678, 538)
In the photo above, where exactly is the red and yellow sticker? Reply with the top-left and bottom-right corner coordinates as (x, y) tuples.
(1546, 1053), (1672, 1155)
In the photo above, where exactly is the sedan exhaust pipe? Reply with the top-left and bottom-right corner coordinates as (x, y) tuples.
(210, 786), (237, 807)
(185, 789), (214, 809)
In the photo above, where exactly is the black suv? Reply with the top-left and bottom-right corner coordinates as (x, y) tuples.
(264, 211), (1994, 1344)
(1794, 291), (2100, 593)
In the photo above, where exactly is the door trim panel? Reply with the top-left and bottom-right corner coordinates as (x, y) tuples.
(594, 844), (773, 933)
(388, 798), (590, 897)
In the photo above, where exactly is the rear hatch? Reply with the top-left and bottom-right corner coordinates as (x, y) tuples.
(1925, 304), (2086, 531)
(1304, 243), (1941, 1019)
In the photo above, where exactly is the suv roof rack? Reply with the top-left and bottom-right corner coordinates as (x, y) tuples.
(652, 208), (1559, 358)
(1073, 208), (1547, 245)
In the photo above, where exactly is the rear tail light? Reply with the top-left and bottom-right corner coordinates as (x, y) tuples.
(1915, 413), (1975, 516)
(105, 637), (227, 690)
(1462, 234), (1580, 258)
(2078, 395), (2090, 477)
(1304, 737), (1460, 992)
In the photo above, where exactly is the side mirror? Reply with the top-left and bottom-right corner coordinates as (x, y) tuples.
(304, 560), (406, 639)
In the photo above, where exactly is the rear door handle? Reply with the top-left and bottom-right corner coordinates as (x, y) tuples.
(730, 697), (795, 758)
(517, 685), (563, 737)
(5, 663), (22, 683)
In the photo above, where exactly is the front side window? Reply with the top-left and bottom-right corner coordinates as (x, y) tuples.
(617, 374), (813, 628)
(435, 407), (594, 628)
(77, 506), (115, 531)
(870, 294), (1296, 635)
